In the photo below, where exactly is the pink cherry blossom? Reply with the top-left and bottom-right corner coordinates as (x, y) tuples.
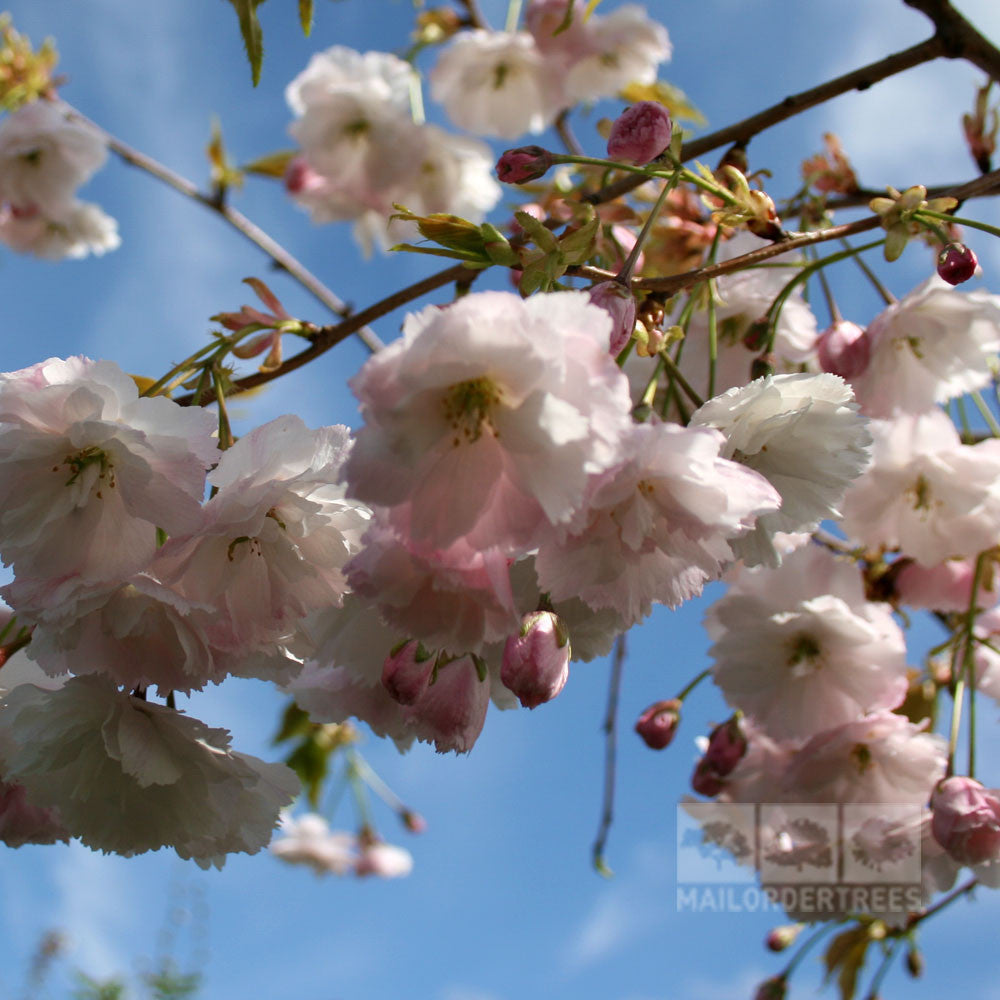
(500, 610), (570, 709)
(931, 776), (1000, 866)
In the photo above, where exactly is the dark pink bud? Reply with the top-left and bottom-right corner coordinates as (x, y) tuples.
(931, 775), (1000, 865)
(691, 758), (725, 797)
(381, 640), (434, 705)
(607, 101), (673, 166)
(937, 242), (979, 285)
(635, 699), (681, 750)
(741, 317), (770, 352)
(704, 715), (748, 775)
(588, 281), (637, 354)
(401, 810), (427, 834)
(284, 156), (323, 195)
(754, 976), (787, 1000)
(817, 320), (870, 380)
(501, 611), (570, 709)
(496, 146), (555, 184)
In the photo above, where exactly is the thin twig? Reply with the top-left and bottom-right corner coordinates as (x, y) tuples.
(176, 263), (478, 404)
(592, 633), (626, 877)
(64, 104), (384, 353)
(554, 109), (584, 157)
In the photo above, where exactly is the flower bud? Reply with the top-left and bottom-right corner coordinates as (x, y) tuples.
(606, 101), (673, 166)
(817, 320), (870, 380)
(750, 354), (775, 381)
(588, 281), (637, 355)
(284, 155), (323, 195)
(495, 145), (554, 184)
(765, 923), (803, 952)
(501, 611), (571, 709)
(705, 715), (748, 774)
(401, 810), (427, 834)
(354, 842), (414, 879)
(754, 976), (787, 1000)
(690, 757), (725, 797)
(381, 639), (435, 705)
(937, 242), (979, 285)
(634, 699), (681, 750)
(930, 775), (1000, 865)
(741, 317), (770, 352)
(906, 943), (924, 978)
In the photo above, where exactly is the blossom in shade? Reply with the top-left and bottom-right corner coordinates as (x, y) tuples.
(779, 711), (946, 806)
(895, 557), (1000, 612)
(152, 416), (371, 654)
(0, 675), (299, 866)
(606, 101), (672, 165)
(500, 610), (570, 709)
(270, 812), (357, 875)
(588, 281), (637, 355)
(381, 639), (435, 705)
(0, 101), (107, 212)
(0, 199), (119, 260)
(405, 654), (490, 754)
(0, 356), (216, 584)
(840, 409), (1000, 566)
(0, 780), (68, 847)
(691, 373), (871, 567)
(931, 776), (1000, 866)
(430, 31), (557, 139)
(343, 290), (633, 554)
(848, 276), (1000, 417)
(535, 420), (780, 625)
(706, 544), (908, 740)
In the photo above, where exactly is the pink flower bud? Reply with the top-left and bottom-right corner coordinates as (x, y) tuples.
(634, 698), (681, 750)
(401, 810), (427, 834)
(588, 281), (637, 354)
(495, 146), (555, 184)
(704, 715), (748, 775)
(931, 775), (1000, 865)
(501, 611), (570, 709)
(817, 320), (870, 379)
(284, 156), (324, 195)
(754, 976), (787, 1000)
(406, 654), (490, 754)
(381, 640), (435, 705)
(607, 101), (673, 166)
(690, 758), (725, 797)
(741, 317), (770, 352)
(937, 242), (979, 285)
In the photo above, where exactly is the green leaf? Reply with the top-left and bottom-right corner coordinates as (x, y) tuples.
(389, 243), (489, 263)
(513, 211), (560, 253)
(557, 214), (599, 265)
(226, 0), (266, 86)
(298, 0), (313, 35)
(823, 926), (872, 1000)
(274, 701), (312, 744)
(241, 149), (297, 178)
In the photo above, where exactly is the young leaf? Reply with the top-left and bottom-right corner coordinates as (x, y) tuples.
(299, 0), (314, 35)
(226, 0), (266, 86)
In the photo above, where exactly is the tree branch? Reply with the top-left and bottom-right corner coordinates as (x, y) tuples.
(592, 633), (626, 877)
(176, 263), (478, 405)
(65, 105), (384, 353)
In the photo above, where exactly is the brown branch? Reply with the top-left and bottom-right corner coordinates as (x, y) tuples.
(176, 263), (478, 405)
(586, 36), (946, 206)
(65, 105), (384, 353)
(903, 0), (1000, 78)
(592, 633), (626, 877)
(794, 173), (1000, 213)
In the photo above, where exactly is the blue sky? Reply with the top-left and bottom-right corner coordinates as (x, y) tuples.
(3, 1), (1000, 998)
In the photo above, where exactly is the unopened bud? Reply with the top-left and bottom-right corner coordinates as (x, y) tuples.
(765, 923), (804, 952)
(401, 809), (427, 834)
(753, 975), (787, 1000)
(589, 280), (637, 354)
(741, 317), (770, 352)
(495, 145), (555, 184)
(382, 640), (435, 705)
(691, 757), (725, 797)
(817, 319), (870, 379)
(751, 354), (775, 381)
(634, 699), (681, 750)
(937, 242), (979, 285)
(704, 715), (747, 774)
(930, 775), (1000, 865)
(501, 611), (570, 709)
(906, 943), (924, 978)
(607, 101), (673, 166)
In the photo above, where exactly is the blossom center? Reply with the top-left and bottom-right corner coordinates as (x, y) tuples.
(442, 377), (502, 445)
(56, 445), (115, 496)
(849, 742), (872, 774)
(492, 63), (510, 90)
(786, 632), (822, 677)
(906, 474), (935, 512)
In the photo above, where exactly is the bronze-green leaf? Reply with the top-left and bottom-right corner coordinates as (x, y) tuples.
(226, 0), (266, 86)
(299, 0), (313, 35)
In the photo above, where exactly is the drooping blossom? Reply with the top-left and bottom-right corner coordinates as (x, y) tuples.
(848, 276), (1000, 417)
(634, 699), (681, 750)
(269, 812), (357, 875)
(840, 409), (1000, 566)
(0, 780), (68, 847)
(816, 320), (870, 380)
(0, 356), (216, 585)
(343, 290), (633, 554)
(355, 840), (414, 878)
(706, 544), (908, 740)
(382, 639), (435, 705)
(0, 676), (299, 866)
(931, 776), (1000, 867)
(895, 557), (1000, 612)
(534, 420), (780, 625)
(0, 198), (119, 259)
(404, 653), (490, 754)
(691, 373), (871, 566)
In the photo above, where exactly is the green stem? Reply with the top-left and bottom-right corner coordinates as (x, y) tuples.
(783, 921), (837, 979)
(862, 939), (900, 1000)
(971, 390), (1000, 437)
(657, 348), (705, 410)
(917, 209), (1000, 241)
(841, 238), (895, 306)
(964, 553), (987, 778)
(618, 169), (682, 283)
(212, 367), (233, 450)
(675, 668), (711, 702)
(705, 230), (723, 399)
